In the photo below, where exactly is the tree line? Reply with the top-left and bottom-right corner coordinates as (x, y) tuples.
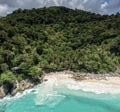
(0, 6), (120, 84)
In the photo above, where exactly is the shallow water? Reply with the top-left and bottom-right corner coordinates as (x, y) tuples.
(0, 77), (120, 112)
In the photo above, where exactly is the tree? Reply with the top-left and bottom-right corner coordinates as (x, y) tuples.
(28, 66), (42, 77)
(0, 30), (8, 44)
(0, 71), (14, 84)
(0, 63), (9, 72)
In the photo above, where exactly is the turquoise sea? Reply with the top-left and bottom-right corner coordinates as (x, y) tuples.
(0, 77), (120, 112)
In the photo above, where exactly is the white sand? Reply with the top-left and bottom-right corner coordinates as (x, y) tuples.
(83, 77), (120, 85)
(43, 72), (73, 80)
(43, 72), (120, 85)
(43, 72), (120, 94)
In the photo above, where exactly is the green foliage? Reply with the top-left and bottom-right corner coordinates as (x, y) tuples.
(110, 37), (120, 56)
(19, 62), (32, 75)
(0, 6), (120, 85)
(0, 71), (14, 84)
(0, 63), (9, 72)
(28, 66), (42, 77)
(0, 30), (8, 44)
(16, 74), (24, 81)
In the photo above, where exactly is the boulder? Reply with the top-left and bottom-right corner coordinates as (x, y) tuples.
(0, 85), (7, 98)
(11, 80), (34, 96)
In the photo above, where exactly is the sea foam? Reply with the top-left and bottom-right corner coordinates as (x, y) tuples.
(38, 75), (120, 95)
(35, 77), (65, 107)
(1, 74), (120, 107)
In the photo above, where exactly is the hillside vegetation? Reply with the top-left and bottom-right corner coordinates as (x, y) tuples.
(0, 6), (120, 84)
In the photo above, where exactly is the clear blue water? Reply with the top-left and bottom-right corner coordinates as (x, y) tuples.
(0, 80), (120, 112)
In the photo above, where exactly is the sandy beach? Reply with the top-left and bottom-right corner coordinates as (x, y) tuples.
(43, 71), (120, 85)
(82, 77), (120, 85)
(42, 71), (120, 94)
(43, 72), (73, 80)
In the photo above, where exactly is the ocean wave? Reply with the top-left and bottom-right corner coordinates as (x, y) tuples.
(40, 76), (120, 95)
(35, 77), (65, 107)
(0, 86), (38, 103)
(1, 75), (120, 108)
(0, 86), (38, 111)
(66, 81), (120, 94)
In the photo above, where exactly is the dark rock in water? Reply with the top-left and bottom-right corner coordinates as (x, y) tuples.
(43, 79), (48, 82)
(31, 90), (36, 93)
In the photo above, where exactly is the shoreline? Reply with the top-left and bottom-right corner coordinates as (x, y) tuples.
(43, 71), (120, 85)
(0, 71), (120, 98)
(43, 71), (120, 94)
(0, 77), (41, 99)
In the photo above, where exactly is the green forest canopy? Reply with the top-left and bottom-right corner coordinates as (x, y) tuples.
(0, 6), (120, 84)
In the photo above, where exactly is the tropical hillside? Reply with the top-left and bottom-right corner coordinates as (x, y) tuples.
(0, 6), (120, 85)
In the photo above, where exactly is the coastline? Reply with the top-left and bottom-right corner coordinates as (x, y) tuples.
(1, 71), (120, 112)
(0, 71), (120, 98)
(43, 71), (120, 86)
(0, 77), (41, 98)
(43, 71), (120, 94)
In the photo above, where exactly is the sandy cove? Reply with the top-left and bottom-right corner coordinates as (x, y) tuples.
(43, 71), (120, 86)
(1, 71), (120, 98)
(43, 71), (120, 87)
(42, 71), (120, 94)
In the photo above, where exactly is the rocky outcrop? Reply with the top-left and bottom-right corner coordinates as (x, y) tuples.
(11, 80), (36, 96)
(0, 86), (6, 98)
(0, 85), (9, 98)
(0, 71), (119, 98)
(0, 77), (41, 98)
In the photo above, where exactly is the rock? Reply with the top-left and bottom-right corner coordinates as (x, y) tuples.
(19, 80), (33, 91)
(11, 80), (19, 96)
(11, 67), (22, 74)
(72, 73), (87, 81)
(0, 76), (41, 98)
(0, 85), (7, 98)
(43, 79), (48, 82)
(11, 80), (34, 96)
